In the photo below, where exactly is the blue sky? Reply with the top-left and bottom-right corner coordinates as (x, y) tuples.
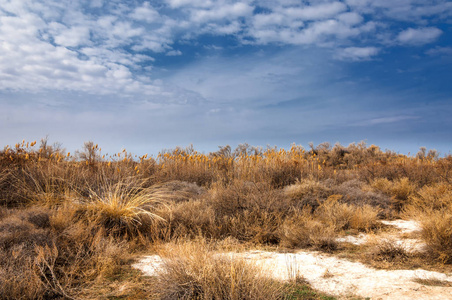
(0, 0), (451, 156)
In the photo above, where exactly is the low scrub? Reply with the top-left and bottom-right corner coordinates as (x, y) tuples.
(279, 208), (338, 251)
(419, 210), (452, 263)
(152, 240), (284, 300)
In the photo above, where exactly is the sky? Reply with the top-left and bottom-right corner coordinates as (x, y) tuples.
(0, 0), (451, 156)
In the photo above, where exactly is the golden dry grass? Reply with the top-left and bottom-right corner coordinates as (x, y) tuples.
(0, 140), (451, 298)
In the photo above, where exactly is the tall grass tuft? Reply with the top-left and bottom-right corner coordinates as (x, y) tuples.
(82, 177), (170, 237)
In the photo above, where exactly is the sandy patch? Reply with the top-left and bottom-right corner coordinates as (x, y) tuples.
(133, 220), (450, 299)
(381, 220), (421, 234)
(336, 233), (368, 245)
(336, 219), (426, 252)
(133, 250), (452, 300)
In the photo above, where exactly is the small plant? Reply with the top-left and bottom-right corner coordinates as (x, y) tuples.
(370, 238), (410, 264)
(83, 178), (169, 236)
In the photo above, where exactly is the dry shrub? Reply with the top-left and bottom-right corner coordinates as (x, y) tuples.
(0, 169), (16, 207)
(0, 251), (45, 300)
(279, 196), (379, 251)
(284, 179), (331, 210)
(279, 208), (337, 251)
(391, 177), (416, 211)
(159, 180), (206, 202)
(419, 210), (452, 263)
(207, 180), (288, 244)
(0, 214), (53, 254)
(372, 177), (416, 212)
(370, 238), (410, 264)
(316, 195), (380, 232)
(209, 180), (289, 216)
(155, 182), (285, 244)
(0, 205), (130, 299)
(157, 200), (217, 240)
(262, 161), (301, 188)
(153, 240), (284, 300)
(333, 179), (390, 211)
(54, 225), (127, 284)
(156, 149), (217, 187)
(221, 210), (283, 244)
(0, 208), (55, 299)
(408, 183), (452, 212)
(371, 178), (393, 195)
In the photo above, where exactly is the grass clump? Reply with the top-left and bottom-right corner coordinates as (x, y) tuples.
(419, 210), (452, 263)
(82, 178), (168, 237)
(152, 240), (284, 300)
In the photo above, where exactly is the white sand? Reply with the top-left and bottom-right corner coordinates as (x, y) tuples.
(133, 250), (452, 299)
(133, 220), (452, 299)
(381, 220), (421, 234)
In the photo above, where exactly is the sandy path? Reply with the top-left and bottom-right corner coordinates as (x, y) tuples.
(133, 220), (452, 299)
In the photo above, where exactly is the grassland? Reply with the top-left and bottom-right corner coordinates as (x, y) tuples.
(0, 139), (451, 299)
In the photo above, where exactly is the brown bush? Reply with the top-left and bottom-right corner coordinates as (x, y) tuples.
(279, 208), (337, 251)
(284, 179), (332, 210)
(315, 195), (380, 232)
(419, 210), (452, 263)
(408, 183), (452, 212)
(152, 240), (284, 300)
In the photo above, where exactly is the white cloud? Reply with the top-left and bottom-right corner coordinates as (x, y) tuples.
(166, 50), (182, 56)
(397, 27), (442, 45)
(53, 26), (91, 47)
(337, 12), (363, 25)
(336, 47), (380, 61)
(0, 0), (449, 103)
(253, 13), (288, 29)
(362, 115), (418, 126)
(426, 46), (452, 56)
(129, 2), (161, 23)
(282, 2), (347, 21)
(190, 3), (253, 23)
(166, 0), (214, 9)
(346, 0), (452, 21)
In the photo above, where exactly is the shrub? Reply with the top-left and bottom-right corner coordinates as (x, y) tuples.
(372, 177), (416, 212)
(0, 205), (130, 299)
(370, 238), (410, 264)
(284, 179), (332, 210)
(157, 200), (217, 240)
(152, 240), (284, 300)
(333, 179), (390, 210)
(408, 183), (452, 212)
(419, 210), (452, 263)
(279, 208), (337, 251)
(316, 195), (380, 232)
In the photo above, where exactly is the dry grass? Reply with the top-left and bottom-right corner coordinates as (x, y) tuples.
(412, 277), (452, 287)
(315, 195), (380, 232)
(151, 240), (285, 300)
(418, 210), (452, 263)
(82, 178), (169, 237)
(0, 140), (451, 298)
(369, 238), (411, 264)
(279, 207), (338, 251)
